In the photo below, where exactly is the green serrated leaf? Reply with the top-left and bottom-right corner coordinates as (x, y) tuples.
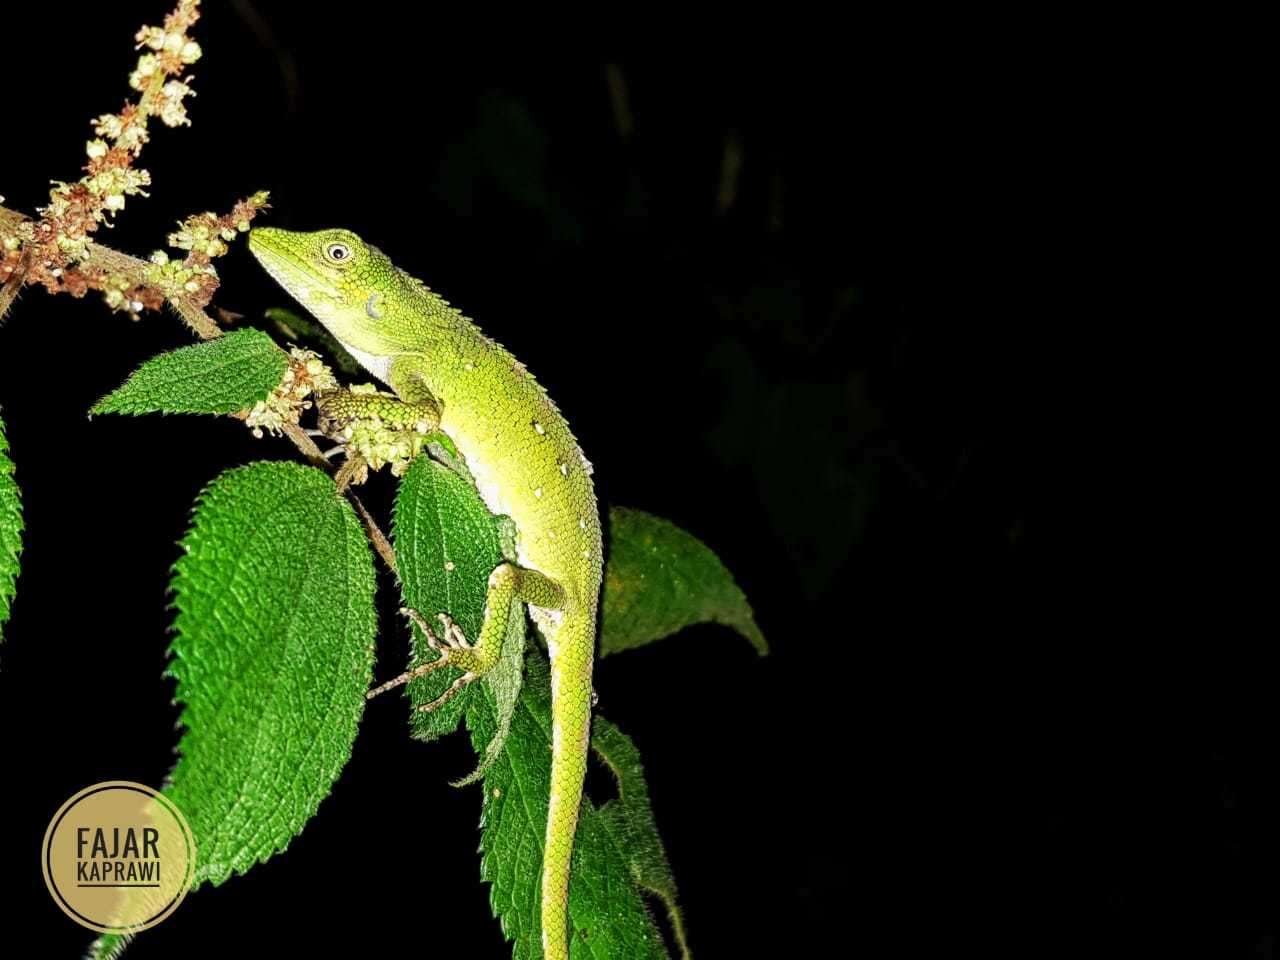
(0, 414), (21, 640)
(86, 932), (130, 960)
(453, 594), (525, 787)
(592, 718), (690, 959)
(394, 455), (674, 959)
(166, 461), (376, 885)
(601, 506), (767, 657)
(91, 328), (289, 416)
(394, 453), (501, 741)
(393, 455), (525, 782)
(471, 655), (668, 960)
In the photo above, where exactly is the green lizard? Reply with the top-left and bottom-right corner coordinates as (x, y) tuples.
(248, 227), (601, 960)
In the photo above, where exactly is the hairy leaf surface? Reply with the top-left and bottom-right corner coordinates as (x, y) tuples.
(92, 329), (288, 415)
(0, 415), (20, 640)
(601, 506), (767, 656)
(166, 462), (376, 884)
(394, 455), (682, 959)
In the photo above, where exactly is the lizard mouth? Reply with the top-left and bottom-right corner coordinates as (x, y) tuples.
(248, 229), (341, 316)
(248, 229), (305, 284)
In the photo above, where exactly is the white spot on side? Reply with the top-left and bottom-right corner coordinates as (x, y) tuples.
(579, 518), (587, 531)
(444, 560), (455, 572)
(531, 606), (565, 630)
(464, 361), (475, 372)
(534, 487), (543, 499)
(579, 451), (594, 476)
(533, 420), (546, 435)
(559, 462), (568, 477)
(469, 457), (507, 518)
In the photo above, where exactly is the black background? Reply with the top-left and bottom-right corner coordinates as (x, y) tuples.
(0, 3), (1257, 959)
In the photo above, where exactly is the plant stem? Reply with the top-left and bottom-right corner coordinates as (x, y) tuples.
(0, 202), (398, 571)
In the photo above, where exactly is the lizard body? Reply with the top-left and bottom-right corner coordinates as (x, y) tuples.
(249, 227), (600, 960)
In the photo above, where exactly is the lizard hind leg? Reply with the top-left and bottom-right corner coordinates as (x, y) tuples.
(365, 609), (458, 700)
(367, 562), (566, 711)
(364, 613), (477, 714)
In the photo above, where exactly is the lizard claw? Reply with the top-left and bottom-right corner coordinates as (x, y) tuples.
(400, 608), (471, 653)
(400, 607), (445, 653)
(435, 612), (473, 650)
(415, 670), (478, 713)
(395, 608), (479, 713)
(365, 608), (459, 701)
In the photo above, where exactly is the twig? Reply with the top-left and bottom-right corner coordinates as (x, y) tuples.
(281, 422), (397, 572)
(1, 5), (399, 576)
(351, 495), (398, 575)
(77, 239), (221, 339)
(0, 249), (27, 325)
(279, 420), (330, 466)
(0, 206), (221, 338)
(1, 203), (399, 572)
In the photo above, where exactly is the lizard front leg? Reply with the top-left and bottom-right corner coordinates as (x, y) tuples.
(313, 378), (442, 488)
(368, 562), (566, 711)
(315, 356), (481, 488)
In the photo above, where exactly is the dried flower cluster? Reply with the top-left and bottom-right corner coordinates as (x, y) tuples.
(245, 348), (339, 439)
(319, 384), (439, 482)
(30, 2), (203, 271)
(0, 0), (267, 323)
(0, 3), (403, 575)
(145, 192), (271, 310)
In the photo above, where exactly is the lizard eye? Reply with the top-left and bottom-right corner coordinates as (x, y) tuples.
(324, 242), (353, 264)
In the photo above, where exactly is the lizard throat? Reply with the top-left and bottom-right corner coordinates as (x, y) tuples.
(339, 342), (394, 386)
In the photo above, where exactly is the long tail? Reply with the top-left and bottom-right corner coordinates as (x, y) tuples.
(541, 612), (594, 960)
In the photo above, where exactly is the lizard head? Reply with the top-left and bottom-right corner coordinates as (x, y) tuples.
(248, 226), (413, 356)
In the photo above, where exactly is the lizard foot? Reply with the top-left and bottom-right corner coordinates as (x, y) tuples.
(365, 608), (454, 699)
(365, 608), (480, 712)
(432, 611), (473, 651)
(416, 670), (478, 714)
(401, 611), (478, 711)
(405, 610), (479, 713)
